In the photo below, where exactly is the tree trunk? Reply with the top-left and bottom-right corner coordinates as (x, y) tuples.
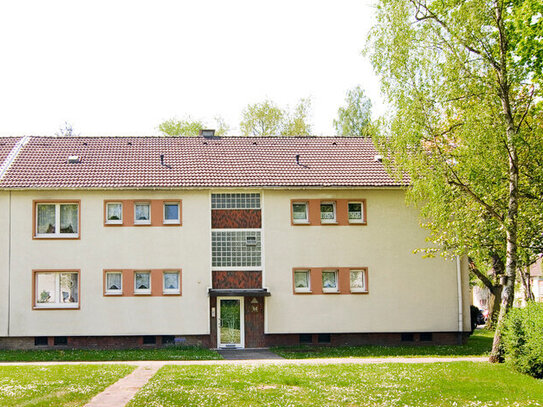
(519, 268), (534, 302)
(486, 284), (502, 329)
(489, 1), (520, 364)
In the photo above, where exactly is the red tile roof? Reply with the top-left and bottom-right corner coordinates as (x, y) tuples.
(0, 137), (22, 167)
(0, 136), (405, 189)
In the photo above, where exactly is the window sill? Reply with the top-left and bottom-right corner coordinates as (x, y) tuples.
(33, 305), (79, 310)
(163, 221), (180, 225)
(320, 221), (338, 225)
(322, 290), (340, 294)
(34, 235), (79, 239)
(294, 290), (312, 294)
(292, 220), (310, 225)
(104, 292), (123, 296)
(133, 222), (151, 226)
(105, 221), (123, 226)
(134, 292), (151, 295)
(163, 291), (181, 295)
(351, 290), (369, 294)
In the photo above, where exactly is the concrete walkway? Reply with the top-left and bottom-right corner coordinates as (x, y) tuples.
(84, 364), (160, 407)
(218, 348), (284, 360)
(2, 356), (488, 407)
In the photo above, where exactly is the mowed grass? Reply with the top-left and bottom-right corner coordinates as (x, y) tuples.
(0, 346), (221, 362)
(128, 362), (543, 407)
(274, 329), (493, 359)
(0, 364), (134, 406)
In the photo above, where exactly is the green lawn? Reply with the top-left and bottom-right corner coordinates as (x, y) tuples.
(0, 346), (221, 362)
(273, 329), (493, 359)
(0, 364), (134, 406)
(128, 362), (543, 406)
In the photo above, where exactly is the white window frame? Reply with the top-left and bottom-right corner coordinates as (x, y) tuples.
(134, 202), (151, 225)
(348, 201), (364, 224)
(134, 271), (151, 294)
(292, 201), (309, 224)
(350, 269), (367, 293)
(322, 269), (339, 293)
(105, 202), (123, 225)
(35, 203), (79, 238)
(105, 271), (123, 295)
(320, 201), (337, 224)
(163, 202), (180, 225)
(294, 270), (311, 293)
(163, 271), (180, 294)
(34, 271), (79, 309)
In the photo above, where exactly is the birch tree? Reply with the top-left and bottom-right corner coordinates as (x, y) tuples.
(367, 0), (543, 361)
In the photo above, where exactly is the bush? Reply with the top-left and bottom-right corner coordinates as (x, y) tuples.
(503, 302), (543, 378)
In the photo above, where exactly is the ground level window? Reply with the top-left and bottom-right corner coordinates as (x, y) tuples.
(34, 271), (79, 308)
(134, 271), (151, 294)
(294, 270), (311, 292)
(163, 271), (180, 294)
(322, 270), (338, 292)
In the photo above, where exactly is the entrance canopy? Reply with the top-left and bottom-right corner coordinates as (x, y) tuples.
(208, 288), (270, 297)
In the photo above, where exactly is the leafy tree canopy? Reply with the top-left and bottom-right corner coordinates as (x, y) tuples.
(333, 86), (372, 137)
(158, 116), (229, 137)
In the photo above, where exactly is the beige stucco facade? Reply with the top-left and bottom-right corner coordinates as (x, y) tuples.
(0, 187), (471, 339)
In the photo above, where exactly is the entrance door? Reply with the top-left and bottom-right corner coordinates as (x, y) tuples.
(217, 297), (244, 348)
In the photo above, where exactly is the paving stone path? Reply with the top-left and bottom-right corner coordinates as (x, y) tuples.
(0, 355), (489, 407)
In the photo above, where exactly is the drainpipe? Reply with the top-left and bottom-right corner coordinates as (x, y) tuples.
(456, 256), (463, 344)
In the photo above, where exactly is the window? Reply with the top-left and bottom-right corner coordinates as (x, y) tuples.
(320, 202), (336, 223)
(36, 203), (79, 238)
(350, 270), (367, 292)
(211, 193), (260, 209)
(294, 270), (311, 293)
(134, 203), (151, 224)
(348, 202), (364, 223)
(35, 271), (79, 308)
(163, 202), (180, 224)
(106, 202), (123, 224)
(212, 231), (261, 268)
(292, 202), (309, 224)
(322, 270), (338, 292)
(163, 271), (180, 294)
(105, 272), (122, 295)
(134, 271), (151, 294)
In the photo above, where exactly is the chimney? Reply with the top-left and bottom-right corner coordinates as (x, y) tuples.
(295, 154), (300, 165)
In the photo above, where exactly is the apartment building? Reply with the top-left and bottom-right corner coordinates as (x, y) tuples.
(0, 135), (471, 349)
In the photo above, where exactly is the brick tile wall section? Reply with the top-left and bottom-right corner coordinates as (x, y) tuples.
(244, 297), (265, 348)
(212, 209), (261, 228)
(212, 271), (262, 289)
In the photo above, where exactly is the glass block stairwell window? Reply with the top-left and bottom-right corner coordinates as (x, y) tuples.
(211, 193), (260, 209)
(212, 231), (261, 267)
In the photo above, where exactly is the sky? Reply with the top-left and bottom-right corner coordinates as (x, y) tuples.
(0, 0), (382, 137)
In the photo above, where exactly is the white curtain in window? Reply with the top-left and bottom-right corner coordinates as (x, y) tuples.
(135, 272), (150, 289)
(107, 204), (122, 220)
(164, 272), (179, 290)
(107, 273), (122, 290)
(135, 204), (150, 221)
(36, 273), (56, 303)
(37, 204), (56, 234)
(60, 273), (78, 303)
(60, 204), (78, 234)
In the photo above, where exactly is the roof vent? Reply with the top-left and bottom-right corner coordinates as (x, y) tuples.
(374, 155), (383, 162)
(199, 129), (216, 138)
(67, 155), (81, 164)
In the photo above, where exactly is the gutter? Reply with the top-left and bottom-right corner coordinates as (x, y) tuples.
(456, 255), (464, 344)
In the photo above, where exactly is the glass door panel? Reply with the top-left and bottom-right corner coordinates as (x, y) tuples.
(218, 298), (244, 348)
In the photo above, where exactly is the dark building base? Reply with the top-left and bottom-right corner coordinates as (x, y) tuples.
(0, 331), (469, 350)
